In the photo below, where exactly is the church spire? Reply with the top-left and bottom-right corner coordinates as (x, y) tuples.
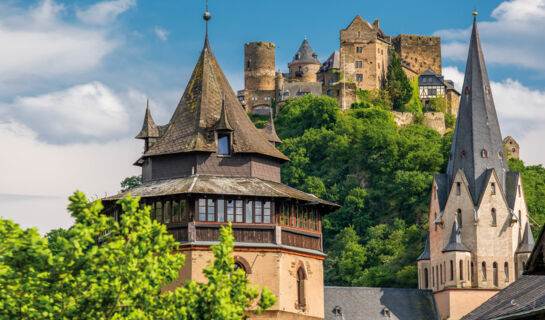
(135, 98), (159, 139)
(446, 12), (509, 204)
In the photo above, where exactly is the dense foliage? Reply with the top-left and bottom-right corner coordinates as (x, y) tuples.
(0, 192), (274, 319)
(275, 95), (451, 287)
(385, 52), (413, 110)
(120, 175), (142, 192)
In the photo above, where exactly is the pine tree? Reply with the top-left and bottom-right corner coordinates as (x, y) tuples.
(386, 52), (413, 110)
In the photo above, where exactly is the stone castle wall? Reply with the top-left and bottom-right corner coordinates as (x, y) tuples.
(391, 111), (446, 134)
(245, 42), (276, 91)
(393, 35), (441, 75)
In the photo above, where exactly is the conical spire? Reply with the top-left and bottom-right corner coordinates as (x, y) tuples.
(517, 221), (535, 253)
(417, 234), (430, 260)
(260, 110), (282, 145)
(443, 219), (470, 252)
(135, 99), (160, 139)
(446, 13), (509, 204)
(143, 23), (288, 161)
(290, 39), (320, 65)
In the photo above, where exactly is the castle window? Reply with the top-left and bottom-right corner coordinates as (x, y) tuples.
(471, 262), (475, 282)
(440, 264), (443, 284)
(493, 262), (498, 286)
(234, 262), (246, 274)
(512, 148), (516, 152)
(297, 267), (307, 308)
(456, 182), (461, 196)
(428, 88), (437, 95)
(504, 262), (509, 282)
(491, 183), (496, 195)
(356, 74), (363, 82)
(247, 60), (250, 69)
(434, 212), (437, 231)
(432, 266), (435, 287)
(198, 199), (206, 221)
(460, 260), (464, 280)
(450, 260), (454, 281)
(254, 200), (262, 223)
(356, 46), (363, 53)
(482, 262), (487, 280)
(436, 267), (439, 289)
(491, 209), (497, 226)
(481, 149), (488, 158)
(358, 31), (361, 37)
(264, 96), (271, 101)
(457, 209), (462, 227)
(355, 61), (363, 68)
(208, 199), (216, 222)
(218, 134), (230, 155)
(424, 268), (429, 288)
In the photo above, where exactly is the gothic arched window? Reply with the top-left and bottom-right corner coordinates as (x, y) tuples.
(481, 149), (488, 158)
(424, 267), (429, 288)
(491, 209), (497, 226)
(450, 260), (454, 281)
(493, 262), (499, 286)
(296, 267), (307, 308)
(459, 260), (464, 280)
(482, 262), (487, 280)
(457, 209), (462, 228)
(504, 262), (509, 282)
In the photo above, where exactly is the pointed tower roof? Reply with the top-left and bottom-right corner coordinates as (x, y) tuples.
(289, 39), (320, 65)
(417, 234), (430, 261)
(443, 219), (470, 252)
(446, 13), (509, 204)
(143, 37), (288, 161)
(215, 97), (233, 131)
(135, 99), (160, 139)
(517, 221), (535, 253)
(259, 110), (282, 144)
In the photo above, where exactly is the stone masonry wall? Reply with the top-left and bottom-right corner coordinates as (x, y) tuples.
(393, 35), (441, 76)
(391, 111), (446, 134)
(245, 42), (276, 91)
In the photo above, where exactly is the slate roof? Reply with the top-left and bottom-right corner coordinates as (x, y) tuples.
(434, 174), (449, 212)
(135, 100), (160, 139)
(517, 221), (535, 254)
(462, 275), (545, 320)
(446, 14), (509, 205)
(419, 68), (447, 87)
(443, 218), (470, 252)
(103, 175), (339, 208)
(319, 51), (340, 72)
(258, 111), (281, 144)
(505, 172), (520, 211)
(324, 287), (439, 320)
(418, 234), (431, 260)
(142, 37), (288, 161)
(279, 82), (323, 101)
(289, 39), (320, 65)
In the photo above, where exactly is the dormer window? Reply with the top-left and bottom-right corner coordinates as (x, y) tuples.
(218, 134), (230, 155)
(481, 149), (488, 158)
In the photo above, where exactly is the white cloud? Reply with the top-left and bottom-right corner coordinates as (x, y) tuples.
(154, 27), (168, 41)
(76, 0), (136, 25)
(443, 65), (545, 166)
(0, 120), (142, 233)
(435, 0), (545, 71)
(0, 0), (116, 84)
(8, 82), (130, 142)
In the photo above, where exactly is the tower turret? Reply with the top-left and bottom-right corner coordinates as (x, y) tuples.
(244, 42), (276, 91)
(135, 99), (160, 152)
(288, 39), (321, 82)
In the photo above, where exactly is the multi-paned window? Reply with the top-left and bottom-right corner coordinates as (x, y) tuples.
(141, 198), (187, 223)
(279, 203), (319, 232)
(356, 74), (363, 82)
(197, 198), (272, 224)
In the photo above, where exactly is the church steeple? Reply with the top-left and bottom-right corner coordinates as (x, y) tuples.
(446, 12), (509, 204)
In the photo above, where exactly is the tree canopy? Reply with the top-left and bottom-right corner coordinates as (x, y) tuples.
(385, 52), (413, 110)
(0, 192), (275, 320)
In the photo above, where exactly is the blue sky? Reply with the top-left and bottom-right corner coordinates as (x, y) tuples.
(0, 0), (544, 232)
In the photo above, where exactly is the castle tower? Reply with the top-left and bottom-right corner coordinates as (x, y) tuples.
(244, 41), (276, 91)
(135, 99), (160, 152)
(417, 13), (533, 320)
(339, 15), (390, 91)
(288, 39), (321, 82)
(105, 10), (338, 320)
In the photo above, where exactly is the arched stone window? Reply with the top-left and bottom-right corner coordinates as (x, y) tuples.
(493, 262), (499, 286)
(504, 262), (509, 282)
(482, 262), (487, 280)
(434, 212), (437, 231)
(440, 264), (443, 284)
(424, 267), (429, 288)
(459, 260), (464, 280)
(491, 209), (497, 226)
(432, 266), (435, 287)
(450, 260), (454, 281)
(234, 256), (252, 275)
(481, 149), (488, 158)
(457, 209), (462, 228)
(296, 266), (307, 308)
(471, 262), (475, 282)
(456, 182), (461, 195)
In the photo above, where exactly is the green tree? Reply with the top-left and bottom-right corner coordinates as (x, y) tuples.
(325, 226), (368, 285)
(400, 78), (423, 113)
(0, 192), (274, 320)
(120, 175), (142, 192)
(427, 95), (451, 113)
(386, 52), (412, 110)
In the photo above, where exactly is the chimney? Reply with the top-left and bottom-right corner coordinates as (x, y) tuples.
(373, 18), (379, 29)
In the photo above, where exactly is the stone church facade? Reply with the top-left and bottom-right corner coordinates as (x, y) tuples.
(417, 13), (534, 320)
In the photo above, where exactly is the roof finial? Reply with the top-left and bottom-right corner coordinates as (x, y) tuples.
(146, 97), (149, 109)
(203, 0), (211, 39)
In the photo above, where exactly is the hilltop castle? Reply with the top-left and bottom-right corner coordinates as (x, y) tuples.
(237, 15), (460, 115)
(417, 13), (533, 320)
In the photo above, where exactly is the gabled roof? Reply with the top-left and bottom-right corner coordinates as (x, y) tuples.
(462, 275), (545, 320)
(259, 111), (281, 144)
(434, 174), (449, 212)
(417, 234), (430, 261)
(517, 221), (535, 254)
(505, 171), (520, 211)
(343, 15), (388, 41)
(143, 38), (288, 161)
(442, 218), (470, 252)
(446, 14), (509, 205)
(289, 39), (320, 65)
(135, 100), (160, 139)
(324, 287), (439, 320)
(319, 51), (340, 72)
